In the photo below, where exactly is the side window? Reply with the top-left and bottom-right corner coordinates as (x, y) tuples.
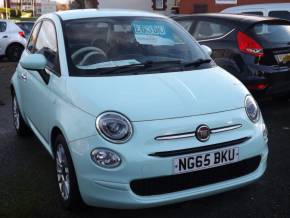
(241, 11), (263, 16)
(269, 11), (290, 20)
(177, 20), (194, 32)
(0, 21), (7, 32)
(27, 22), (41, 52)
(193, 20), (232, 41)
(35, 20), (59, 75)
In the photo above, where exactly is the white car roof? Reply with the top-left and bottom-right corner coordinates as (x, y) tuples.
(0, 19), (22, 31)
(222, 3), (290, 12)
(55, 9), (166, 21)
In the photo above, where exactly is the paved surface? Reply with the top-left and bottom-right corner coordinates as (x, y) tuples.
(0, 61), (289, 218)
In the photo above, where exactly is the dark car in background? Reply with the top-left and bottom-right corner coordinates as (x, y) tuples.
(15, 21), (34, 39)
(173, 14), (290, 98)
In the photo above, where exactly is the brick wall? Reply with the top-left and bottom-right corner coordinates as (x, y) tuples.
(180, 0), (290, 14)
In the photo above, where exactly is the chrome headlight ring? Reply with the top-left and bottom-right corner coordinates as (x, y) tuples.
(245, 95), (260, 123)
(96, 112), (133, 144)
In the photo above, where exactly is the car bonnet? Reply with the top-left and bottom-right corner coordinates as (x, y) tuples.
(66, 66), (249, 122)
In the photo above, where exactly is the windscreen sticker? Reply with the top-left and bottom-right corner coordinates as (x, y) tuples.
(132, 21), (175, 46)
(77, 59), (140, 69)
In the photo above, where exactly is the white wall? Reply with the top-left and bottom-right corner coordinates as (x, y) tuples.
(98, 0), (176, 15)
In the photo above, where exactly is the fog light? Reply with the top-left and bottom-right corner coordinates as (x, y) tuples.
(262, 123), (268, 143)
(91, 148), (121, 168)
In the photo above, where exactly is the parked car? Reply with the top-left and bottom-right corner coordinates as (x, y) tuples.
(15, 21), (34, 39)
(11, 9), (268, 209)
(173, 13), (290, 97)
(221, 3), (290, 20)
(0, 19), (26, 61)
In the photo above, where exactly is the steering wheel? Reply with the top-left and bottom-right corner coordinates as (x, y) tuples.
(71, 47), (107, 66)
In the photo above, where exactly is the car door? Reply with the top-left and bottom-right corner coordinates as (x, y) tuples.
(0, 21), (8, 55)
(17, 21), (42, 116)
(20, 19), (61, 145)
(16, 22), (41, 118)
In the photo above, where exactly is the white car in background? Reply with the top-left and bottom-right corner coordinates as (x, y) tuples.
(222, 3), (290, 21)
(0, 20), (27, 61)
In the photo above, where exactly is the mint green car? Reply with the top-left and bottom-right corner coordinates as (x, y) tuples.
(10, 9), (268, 209)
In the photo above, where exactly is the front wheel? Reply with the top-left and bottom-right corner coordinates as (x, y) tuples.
(54, 134), (83, 210)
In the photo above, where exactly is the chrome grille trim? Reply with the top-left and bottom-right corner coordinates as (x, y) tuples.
(211, 124), (243, 133)
(155, 124), (242, 141)
(155, 132), (195, 141)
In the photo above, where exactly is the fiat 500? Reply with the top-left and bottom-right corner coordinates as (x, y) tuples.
(11, 9), (268, 209)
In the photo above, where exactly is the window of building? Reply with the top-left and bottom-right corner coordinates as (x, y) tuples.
(193, 21), (233, 41)
(193, 4), (208, 13)
(153, 0), (167, 11)
(0, 21), (7, 32)
(269, 11), (290, 21)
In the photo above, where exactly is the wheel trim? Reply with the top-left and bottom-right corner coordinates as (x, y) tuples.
(12, 97), (20, 130)
(56, 144), (70, 201)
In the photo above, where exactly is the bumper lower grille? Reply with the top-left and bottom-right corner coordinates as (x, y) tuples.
(130, 156), (261, 196)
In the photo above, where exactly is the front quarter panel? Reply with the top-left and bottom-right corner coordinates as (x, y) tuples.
(50, 94), (98, 146)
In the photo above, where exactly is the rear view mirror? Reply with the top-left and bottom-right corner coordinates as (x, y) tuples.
(20, 54), (47, 71)
(201, 45), (213, 56)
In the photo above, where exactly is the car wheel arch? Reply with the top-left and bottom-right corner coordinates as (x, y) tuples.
(50, 126), (71, 159)
(5, 42), (24, 55)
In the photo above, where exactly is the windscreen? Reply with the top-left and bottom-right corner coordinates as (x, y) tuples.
(63, 16), (211, 76)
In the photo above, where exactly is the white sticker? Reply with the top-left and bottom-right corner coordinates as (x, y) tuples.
(132, 20), (174, 46)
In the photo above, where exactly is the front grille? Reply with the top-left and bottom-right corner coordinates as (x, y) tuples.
(130, 156), (261, 196)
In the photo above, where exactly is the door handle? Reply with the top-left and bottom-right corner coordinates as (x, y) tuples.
(2, 35), (8, 38)
(20, 72), (27, 80)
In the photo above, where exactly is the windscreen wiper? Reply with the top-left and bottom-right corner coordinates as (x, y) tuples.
(97, 60), (182, 75)
(183, 59), (212, 68)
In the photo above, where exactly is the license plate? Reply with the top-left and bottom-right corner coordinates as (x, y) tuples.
(275, 53), (290, 64)
(173, 147), (239, 174)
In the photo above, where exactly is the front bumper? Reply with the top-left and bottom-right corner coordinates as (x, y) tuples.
(68, 108), (268, 209)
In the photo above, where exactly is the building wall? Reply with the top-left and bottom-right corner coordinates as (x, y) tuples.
(180, 0), (290, 14)
(98, 0), (176, 15)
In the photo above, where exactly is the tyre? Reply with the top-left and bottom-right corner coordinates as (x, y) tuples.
(6, 44), (24, 62)
(12, 94), (31, 136)
(54, 134), (84, 210)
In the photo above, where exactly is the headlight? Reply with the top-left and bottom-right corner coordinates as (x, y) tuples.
(96, 112), (133, 143)
(245, 95), (260, 123)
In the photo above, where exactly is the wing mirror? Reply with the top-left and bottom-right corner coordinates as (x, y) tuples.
(200, 45), (213, 56)
(20, 53), (47, 71)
